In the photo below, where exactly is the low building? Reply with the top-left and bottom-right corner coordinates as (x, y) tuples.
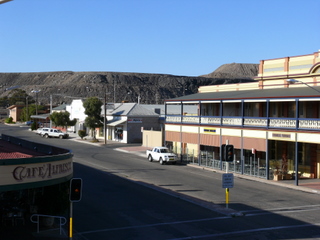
(7, 105), (24, 122)
(100, 103), (162, 143)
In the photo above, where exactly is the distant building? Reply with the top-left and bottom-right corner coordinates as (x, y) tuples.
(7, 105), (24, 122)
(100, 103), (162, 143)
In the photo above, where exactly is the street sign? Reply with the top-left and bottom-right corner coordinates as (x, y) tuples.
(222, 173), (234, 188)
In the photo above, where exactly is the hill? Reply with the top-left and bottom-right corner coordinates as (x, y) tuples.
(0, 63), (258, 105)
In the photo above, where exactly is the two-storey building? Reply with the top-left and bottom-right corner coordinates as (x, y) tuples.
(165, 50), (320, 183)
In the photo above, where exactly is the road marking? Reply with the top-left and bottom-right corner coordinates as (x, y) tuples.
(242, 204), (320, 216)
(169, 222), (320, 240)
(76, 216), (231, 236)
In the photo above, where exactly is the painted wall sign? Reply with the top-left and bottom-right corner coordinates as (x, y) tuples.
(128, 118), (142, 123)
(272, 133), (291, 139)
(203, 128), (216, 133)
(0, 158), (73, 186)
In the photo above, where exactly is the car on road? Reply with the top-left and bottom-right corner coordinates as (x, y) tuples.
(146, 147), (177, 165)
(38, 127), (69, 139)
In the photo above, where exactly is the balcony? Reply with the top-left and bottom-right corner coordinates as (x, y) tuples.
(166, 115), (320, 131)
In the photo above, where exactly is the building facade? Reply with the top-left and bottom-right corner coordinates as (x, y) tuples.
(165, 50), (320, 183)
(0, 134), (73, 237)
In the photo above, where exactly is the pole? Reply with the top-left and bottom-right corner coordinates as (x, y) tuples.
(226, 140), (229, 209)
(69, 201), (73, 240)
(50, 95), (52, 128)
(104, 90), (107, 145)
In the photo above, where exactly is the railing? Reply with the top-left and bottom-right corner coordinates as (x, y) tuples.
(299, 119), (320, 129)
(30, 214), (67, 235)
(201, 117), (221, 125)
(166, 115), (320, 131)
(243, 117), (268, 127)
(269, 118), (296, 128)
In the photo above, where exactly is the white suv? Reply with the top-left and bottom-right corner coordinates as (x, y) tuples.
(39, 128), (69, 139)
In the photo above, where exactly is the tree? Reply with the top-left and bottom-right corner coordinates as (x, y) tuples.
(83, 97), (103, 139)
(6, 89), (34, 106)
(20, 104), (42, 122)
(50, 111), (77, 130)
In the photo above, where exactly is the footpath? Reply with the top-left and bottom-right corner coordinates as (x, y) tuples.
(66, 131), (320, 195)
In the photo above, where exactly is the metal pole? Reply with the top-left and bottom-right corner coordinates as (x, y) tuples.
(104, 90), (107, 145)
(226, 140), (229, 209)
(69, 201), (73, 240)
(50, 95), (52, 128)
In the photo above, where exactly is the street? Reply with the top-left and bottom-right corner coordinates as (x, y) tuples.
(2, 125), (320, 239)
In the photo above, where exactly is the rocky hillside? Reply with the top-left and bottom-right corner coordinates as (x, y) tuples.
(0, 63), (258, 105)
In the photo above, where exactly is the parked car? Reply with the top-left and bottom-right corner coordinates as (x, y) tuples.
(146, 147), (177, 165)
(36, 128), (43, 135)
(38, 128), (69, 139)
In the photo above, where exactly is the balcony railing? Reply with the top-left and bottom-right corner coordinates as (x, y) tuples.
(166, 115), (320, 131)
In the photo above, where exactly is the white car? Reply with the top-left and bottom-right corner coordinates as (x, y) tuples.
(38, 128), (69, 139)
(36, 128), (43, 135)
(146, 147), (177, 165)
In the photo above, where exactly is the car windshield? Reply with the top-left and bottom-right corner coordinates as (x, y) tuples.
(160, 149), (169, 153)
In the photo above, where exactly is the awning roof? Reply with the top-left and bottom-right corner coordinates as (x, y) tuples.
(165, 86), (320, 102)
(107, 119), (126, 126)
(30, 114), (50, 120)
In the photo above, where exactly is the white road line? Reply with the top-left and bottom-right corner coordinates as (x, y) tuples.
(169, 222), (320, 240)
(76, 216), (230, 236)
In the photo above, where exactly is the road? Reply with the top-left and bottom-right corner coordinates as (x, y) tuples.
(2, 125), (320, 239)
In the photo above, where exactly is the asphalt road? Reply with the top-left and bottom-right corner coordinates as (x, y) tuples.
(2, 125), (320, 240)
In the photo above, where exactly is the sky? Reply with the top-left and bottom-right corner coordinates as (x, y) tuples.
(0, 0), (319, 76)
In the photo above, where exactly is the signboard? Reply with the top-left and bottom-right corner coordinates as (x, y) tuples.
(128, 118), (142, 123)
(0, 158), (73, 187)
(222, 173), (234, 188)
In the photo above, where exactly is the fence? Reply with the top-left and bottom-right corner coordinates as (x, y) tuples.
(172, 148), (268, 179)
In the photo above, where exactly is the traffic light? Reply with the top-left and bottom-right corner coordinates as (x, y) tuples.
(70, 178), (82, 202)
(225, 145), (234, 162)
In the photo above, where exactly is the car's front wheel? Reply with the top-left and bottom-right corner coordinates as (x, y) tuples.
(159, 157), (164, 165)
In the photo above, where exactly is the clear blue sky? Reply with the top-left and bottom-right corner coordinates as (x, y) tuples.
(1, 0), (319, 76)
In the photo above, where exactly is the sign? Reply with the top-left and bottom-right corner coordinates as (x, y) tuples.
(0, 158), (73, 186)
(222, 173), (234, 188)
(128, 118), (142, 123)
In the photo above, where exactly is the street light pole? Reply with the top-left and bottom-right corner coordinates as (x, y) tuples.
(31, 90), (41, 115)
(50, 95), (53, 128)
(103, 90), (111, 145)
(104, 91), (107, 145)
(287, 79), (320, 94)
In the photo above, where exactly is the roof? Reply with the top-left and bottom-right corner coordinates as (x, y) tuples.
(104, 103), (160, 117)
(30, 113), (50, 120)
(52, 103), (67, 111)
(165, 86), (320, 102)
(142, 104), (197, 115)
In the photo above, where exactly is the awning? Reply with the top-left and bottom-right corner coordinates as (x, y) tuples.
(30, 114), (50, 120)
(107, 119), (127, 126)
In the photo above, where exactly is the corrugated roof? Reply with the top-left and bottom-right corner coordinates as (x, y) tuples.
(165, 86), (320, 102)
(128, 104), (159, 116)
(106, 103), (160, 116)
(52, 103), (67, 111)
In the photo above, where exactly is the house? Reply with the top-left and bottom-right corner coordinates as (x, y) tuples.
(66, 99), (87, 133)
(100, 103), (162, 143)
(7, 105), (24, 122)
(165, 50), (320, 184)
